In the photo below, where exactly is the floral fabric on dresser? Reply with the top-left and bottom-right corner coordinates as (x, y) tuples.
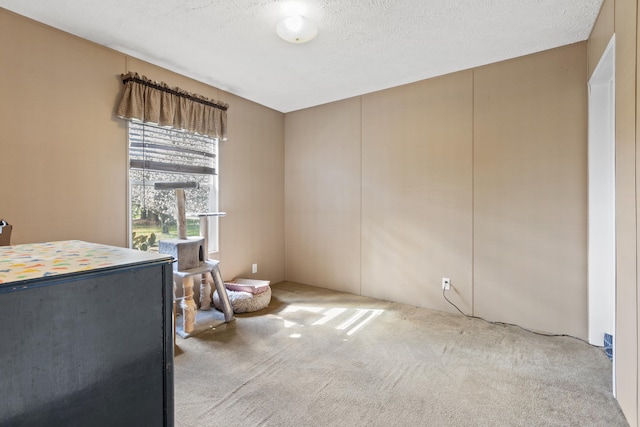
(0, 240), (167, 284)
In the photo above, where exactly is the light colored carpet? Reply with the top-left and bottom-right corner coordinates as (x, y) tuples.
(174, 281), (628, 426)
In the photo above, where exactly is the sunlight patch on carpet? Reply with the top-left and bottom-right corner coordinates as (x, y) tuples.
(338, 309), (384, 336)
(272, 304), (385, 336)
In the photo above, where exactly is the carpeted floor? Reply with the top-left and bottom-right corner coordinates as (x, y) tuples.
(174, 281), (628, 426)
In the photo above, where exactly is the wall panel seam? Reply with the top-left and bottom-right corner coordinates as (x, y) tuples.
(635, 0), (640, 420)
(359, 96), (363, 296)
(471, 69), (475, 317)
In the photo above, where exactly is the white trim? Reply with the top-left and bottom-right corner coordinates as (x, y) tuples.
(587, 33), (616, 395)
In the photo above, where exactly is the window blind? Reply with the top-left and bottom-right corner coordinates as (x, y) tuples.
(129, 121), (216, 175)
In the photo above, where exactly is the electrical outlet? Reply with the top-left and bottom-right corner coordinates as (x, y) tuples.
(252, 263), (258, 274)
(442, 277), (451, 290)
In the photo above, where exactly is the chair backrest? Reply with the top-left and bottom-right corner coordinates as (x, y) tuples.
(0, 220), (12, 246)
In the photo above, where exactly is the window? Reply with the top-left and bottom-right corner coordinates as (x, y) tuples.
(128, 121), (219, 253)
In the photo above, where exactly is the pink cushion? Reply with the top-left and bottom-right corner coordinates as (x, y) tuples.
(224, 278), (270, 294)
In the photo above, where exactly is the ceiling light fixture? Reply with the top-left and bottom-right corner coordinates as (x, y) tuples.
(276, 15), (318, 44)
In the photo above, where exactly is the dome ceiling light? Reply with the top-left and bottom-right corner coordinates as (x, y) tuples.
(276, 15), (318, 44)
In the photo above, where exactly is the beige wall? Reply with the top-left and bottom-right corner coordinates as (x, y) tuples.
(0, 9), (285, 283)
(588, 0), (615, 78)
(361, 72), (473, 314)
(616, 1), (640, 424)
(218, 90), (285, 282)
(474, 45), (588, 337)
(285, 98), (362, 295)
(0, 10), (126, 247)
(285, 42), (588, 337)
(589, 0), (640, 424)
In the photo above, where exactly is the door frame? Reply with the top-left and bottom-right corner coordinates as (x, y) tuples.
(587, 34), (616, 393)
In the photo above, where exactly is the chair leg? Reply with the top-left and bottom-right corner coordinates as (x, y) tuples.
(173, 279), (177, 346)
(207, 267), (234, 322)
(199, 273), (212, 311)
(181, 275), (197, 334)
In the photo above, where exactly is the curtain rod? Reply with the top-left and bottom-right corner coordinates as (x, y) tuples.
(122, 75), (229, 111)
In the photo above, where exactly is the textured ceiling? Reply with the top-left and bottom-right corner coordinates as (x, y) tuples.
(0, 0), (603, 112)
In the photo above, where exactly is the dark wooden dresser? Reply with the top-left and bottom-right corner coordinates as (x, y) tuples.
(0, 240), (174, 427)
